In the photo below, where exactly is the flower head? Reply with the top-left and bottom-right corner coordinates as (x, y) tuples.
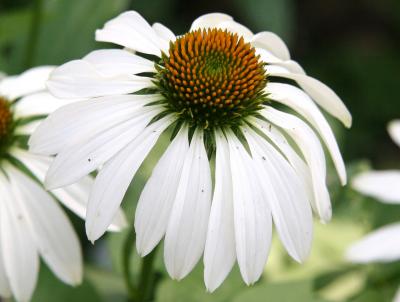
(0, 68), (127, 302)
(31, 11), (351, 291)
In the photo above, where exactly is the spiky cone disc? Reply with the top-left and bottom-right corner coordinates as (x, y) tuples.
(156, 28), (268, 129)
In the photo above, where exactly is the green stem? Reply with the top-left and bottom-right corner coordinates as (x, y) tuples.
(137, 247), (158, 302)
(123, 230), (139, 301)
(24, 0), (43, 68)
(122, 230), (159, 302)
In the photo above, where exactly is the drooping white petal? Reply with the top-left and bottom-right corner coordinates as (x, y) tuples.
(0, 242), (11, 298)
(346, 223), (400, 263)
(0, 180), (11, 298)
(0, 171), (39, 302)
(86, 115), (174, 242)
(250, 118), (317, 214)
(251, 31), (290, 60)
(6, 166), (82, 286)
(267, 82), (347, 185)
(0, 66), (54, 100)
(261, 107), (332, 222)
(95, 11), (166, 56)
(29, 94), (159, 155)
(190, 13), (233, 31)
(11, 148), (127, 232)
(352, 171), (400, 204)
(45, 106), (161, 189)
(204, 131), (236, 292)
(135, 126), (189, 256)
(256, 49), (305, 74)
(226, 131), (272, 285)
(152, 22), (176, 44)
(83, 49), (156, 77)
(388, 120), (400, 148)
(244, 128), (313, 262)
(13, 92), (73, 119)
(268, 65), (352, 128)
(47, 60), (153, 98)
(164, 129), (212, 280)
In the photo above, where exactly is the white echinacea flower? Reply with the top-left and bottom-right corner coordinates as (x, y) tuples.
(30, 12), (351, 291)
(0, 67), (127, 302)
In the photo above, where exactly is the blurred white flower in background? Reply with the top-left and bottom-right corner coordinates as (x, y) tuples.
(0, 67), (127, 302)
(347, 120), (400, 302)
(30, 12), (351, 291)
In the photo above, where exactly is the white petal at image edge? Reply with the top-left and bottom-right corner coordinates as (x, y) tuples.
(352, 170), (400, 204)
(346, 223), (400, 263)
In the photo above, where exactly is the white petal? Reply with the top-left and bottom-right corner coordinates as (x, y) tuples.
(346, 223), (400, 263)
(0, 181), (11, 298)
(352, 171), (400, 204)
(29, 94), (158, 155)
(250, 119), (317, 214)
(83, 49), (156, 77)
(227, 132), (272, 285)
(251, 31), (290, 60)
(47, 60), (153, 98)
(388, 120), (400, 148)
(7, 166), (82, 286)
(54, 182), (128, 232)
(261, 107), (332, 222)
(152, 22), (176, 44)
(13, 92), (74, 119)
(0, 171), (39, 302)
(204, 131), (236, 292)
(0, 239), (11, 298)
(45, 106), (161, 189)
(216, 20), (253, 41)
(256, 49), (305, 75)
(15, 121), (42, 136)
(393, 287), (400, 302)
(0, 66), (54, 100)
(267, 82), (347, 185)
(190, 13), (233, 31)
(95, 11), (166, 56)
(86, 115), (174, 242)
(135, 126), (189, 256)
(244, 128), (313, 262)
(164, 129), (212, 280)
(268, 66), (352, 128)
(11, 148), (127, 232)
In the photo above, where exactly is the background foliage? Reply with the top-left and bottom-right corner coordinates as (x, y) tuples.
(1, 0), (400, 301)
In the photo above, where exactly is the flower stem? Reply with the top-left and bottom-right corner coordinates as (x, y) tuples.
(123, 230), (139, 301)
(24, 0), (43, 68)
(122, 230), (159, 302)
(137, 247), (158, 302)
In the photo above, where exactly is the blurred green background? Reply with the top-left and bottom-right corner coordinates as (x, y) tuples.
(1, 0), (400, 301)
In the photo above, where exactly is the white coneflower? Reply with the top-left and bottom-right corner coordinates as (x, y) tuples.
(0, 67), (127, 302)
(30, 12), (351, 291)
